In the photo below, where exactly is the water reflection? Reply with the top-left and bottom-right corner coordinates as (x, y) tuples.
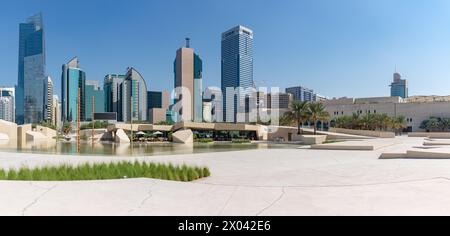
(0, 140), (296, 156)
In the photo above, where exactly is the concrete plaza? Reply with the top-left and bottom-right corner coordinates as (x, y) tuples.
(2, 137), (450, 216)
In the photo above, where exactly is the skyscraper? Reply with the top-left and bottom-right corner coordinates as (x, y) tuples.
(0, 87), (15, 123)
(173, 38), (203, 122)
(121, 68), (148, 122)
(61, 57), (86, 123)
(286, 86), (317, 102)
(390, 72), (408, 98)
(52, 95), (61, 129)
(44, 76), (54, 123)
(104, 74), (125, 119)
(147, 91), (170, 124)
(85, 80), (105, 121)
(17, 13), (46, 124)
(221, 25), (254, 123)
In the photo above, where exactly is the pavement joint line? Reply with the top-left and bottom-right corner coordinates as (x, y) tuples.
(196, 176), (450, 189)
(256, 186), (285, 216)
(21, 184), (58, 216)
(128, 180), (158, 215)
(218, 185), (239, 216)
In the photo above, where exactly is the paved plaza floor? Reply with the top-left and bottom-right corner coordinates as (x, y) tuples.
(2, 137), (450, 216)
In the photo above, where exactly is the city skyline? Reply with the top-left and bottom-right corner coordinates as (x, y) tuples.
(2, 0), (450, 100)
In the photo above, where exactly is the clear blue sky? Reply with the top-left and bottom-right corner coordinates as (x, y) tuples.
(1, 0), (450, 98)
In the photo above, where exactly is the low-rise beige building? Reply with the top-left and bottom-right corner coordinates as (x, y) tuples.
(322, 96), (450, 132)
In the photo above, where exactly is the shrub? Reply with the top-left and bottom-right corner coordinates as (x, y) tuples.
(0, 162), (211, 182)
(195, 138), (214, 143)
(232, 139), (251, 144)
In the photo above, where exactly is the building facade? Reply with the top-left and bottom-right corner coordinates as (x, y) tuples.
(18, 13), (46, 124)
(390, 72), (408, 98)
(0, 87), (15, 123)
(221, 25), (254, 123)
(173, 39), (203, 122)
(104, 74), (125, 119)
(61, 57), (86, 123)
(147, 91), (170, 124)
(286, 86), (318, 102)
(44, 76), (53, 123)
(85, 80), (105, 121)
(322, 96), (450, 132)
(52, 95), (61, 129)
(121, 68), (148, 122)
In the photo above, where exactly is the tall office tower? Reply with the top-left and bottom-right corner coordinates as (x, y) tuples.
(104, 74), (125, 119)
(147, 91), (170, 124)
(221, 25), (254, 123)
(174, 38), (203, 122)
(17, 13), (46, 124)
(85, 80), (105, 121)
(43, 76), (53, 122)
(0, 87), (15, 123)
(390, 72), (408, 98)
(52, 95), (61, 129)
(286, 86), (317, 102)
(267, 93), (293, 110)
(121, 68), (148, 122)
(61, 57), (86, 123)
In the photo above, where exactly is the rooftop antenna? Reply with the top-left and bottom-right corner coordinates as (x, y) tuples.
(185, 37), (191, 48)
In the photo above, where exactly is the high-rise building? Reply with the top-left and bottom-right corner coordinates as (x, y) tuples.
(121, 68), (148, 122)
(147, 91), (169, 110)
(286, 86), (318, 102)
(221, 25), (254, 122)
(267, 93), (293, 110)
(17, 13), (46, 124)
(85, 80), (105, 121)
(104, 74), (125, 118)
(52, 95), (61, 129)
(390, 72), (408, 98)
(44, 76), (53, 122)
(147, 91), (170, 124)
(0, 87), (15, 123)
(61, 57), (86, 123)
(173, 38), (203, 122)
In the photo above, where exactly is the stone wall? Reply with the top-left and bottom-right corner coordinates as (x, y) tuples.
(330, 128), (395, 138)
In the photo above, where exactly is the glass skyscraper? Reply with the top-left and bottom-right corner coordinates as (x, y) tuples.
(221, 25), (254, 123)
(147, 91), (163, 110)
(17, 13), (46, 124)
(121, 68), (148, 122)
(85, 80), (105, 121)
(104, 74), (125, 120)
(61, 57), (86, 123)
(390, 72), (408, 98)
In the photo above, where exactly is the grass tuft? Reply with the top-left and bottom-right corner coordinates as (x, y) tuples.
(0, 162), (211, 182)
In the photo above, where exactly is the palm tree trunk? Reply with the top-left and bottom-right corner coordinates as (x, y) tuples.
(297, 119), (301, 135)
(314, 120), (317, 135)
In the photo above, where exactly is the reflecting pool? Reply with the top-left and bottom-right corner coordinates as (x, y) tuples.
(0, 141), (299, 156)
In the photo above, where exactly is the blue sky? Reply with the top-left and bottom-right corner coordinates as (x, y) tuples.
(1, 0), (450, 98)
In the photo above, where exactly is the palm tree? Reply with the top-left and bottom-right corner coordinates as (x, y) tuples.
(63, 123), (72, 135)
(380, 114), (391, 131)
(439, 118), (450, 132)
(282, 101), (309, 134)
(350, 113), (361, 129)
(307, 102), (330, 135)
(391, 116), (407, 135)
